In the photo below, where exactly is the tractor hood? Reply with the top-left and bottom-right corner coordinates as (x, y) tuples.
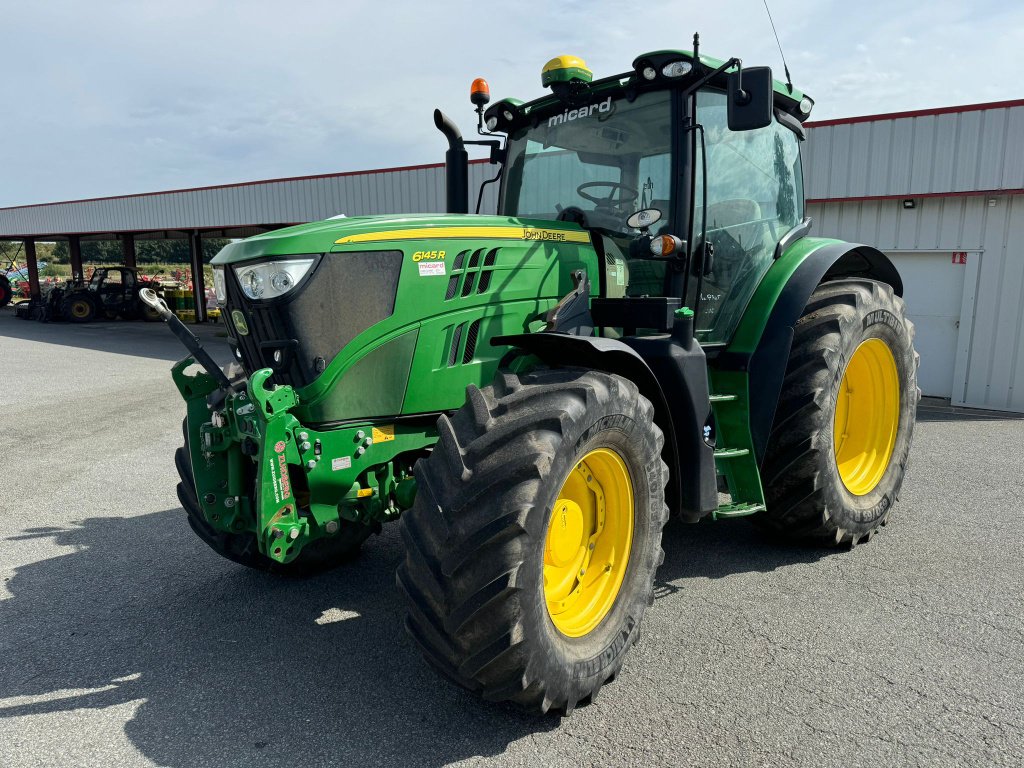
(211, 214), (590, 264)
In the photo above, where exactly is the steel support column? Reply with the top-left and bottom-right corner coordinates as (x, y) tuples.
(121, 232), (136, 269)
(68, 235), (83, 282)
(188, 230), (207, 323)
(24, 238), (40, 298)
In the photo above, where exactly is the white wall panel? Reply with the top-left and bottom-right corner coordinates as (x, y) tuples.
(809, 193), (1024, 412)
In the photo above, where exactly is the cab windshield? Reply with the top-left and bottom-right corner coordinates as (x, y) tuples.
(500, 91), (672, 235)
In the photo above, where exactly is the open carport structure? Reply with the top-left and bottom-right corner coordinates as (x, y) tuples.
(0, 161), (497, 321)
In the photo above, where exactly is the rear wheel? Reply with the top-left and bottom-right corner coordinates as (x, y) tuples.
(759, 278), (919, 545)
(397, 368), (668, 714)
(175, 421), (371, 575)
(63, 295), (96, 323)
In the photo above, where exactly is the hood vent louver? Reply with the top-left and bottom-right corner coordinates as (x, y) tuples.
(444, 247), (500, 301)
(446, 318), (483, 367)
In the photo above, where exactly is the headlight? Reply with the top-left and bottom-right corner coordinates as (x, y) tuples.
(212, 267), (227, 306)
(233, 258), (315, 301)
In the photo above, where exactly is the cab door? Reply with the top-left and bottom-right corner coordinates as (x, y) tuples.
(691, 89), (805, 344)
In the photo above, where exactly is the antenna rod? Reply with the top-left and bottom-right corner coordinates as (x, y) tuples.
(762, 0), (793, 93)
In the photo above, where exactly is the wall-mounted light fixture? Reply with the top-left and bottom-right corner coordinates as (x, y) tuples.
(902, 199), (916, 209)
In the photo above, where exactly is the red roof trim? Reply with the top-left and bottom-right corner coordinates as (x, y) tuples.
(0, 159), (491, 212)
(807, 188), (1024, 205)
(3, 224), (303, 241)
(806, 98), (1024, 128)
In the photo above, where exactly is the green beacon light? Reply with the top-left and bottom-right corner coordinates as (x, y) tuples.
(541, 55), (593, 88)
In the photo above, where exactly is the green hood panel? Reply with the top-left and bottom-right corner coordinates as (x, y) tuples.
(211, 214), (591, 264)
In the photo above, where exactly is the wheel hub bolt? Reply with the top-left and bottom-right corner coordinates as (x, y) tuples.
(355, 430), (366, 441)
(300, 441), (312, 451)
(325, 521), (339, 534)
(298, 431), (309, 441)
(306, 459), (317, 470)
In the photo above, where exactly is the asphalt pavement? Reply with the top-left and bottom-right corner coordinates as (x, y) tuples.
(0, 308), (1021, 767)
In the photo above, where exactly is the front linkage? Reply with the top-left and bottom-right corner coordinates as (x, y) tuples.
(174, 359), (425, 564)
(144, 289), (427, 565)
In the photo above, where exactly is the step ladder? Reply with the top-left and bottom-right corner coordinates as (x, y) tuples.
(707, 371), (766, 520)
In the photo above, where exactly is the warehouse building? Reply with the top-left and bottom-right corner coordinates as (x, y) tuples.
(1, 99), (1022, 412)
(804, 99), (1024, 413)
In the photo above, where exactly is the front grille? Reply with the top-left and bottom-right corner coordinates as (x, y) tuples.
(224, 250), (403, 387)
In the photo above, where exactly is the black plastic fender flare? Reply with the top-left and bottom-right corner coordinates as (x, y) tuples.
(718, 242), (903, 464)
(493, 333), (685, 517)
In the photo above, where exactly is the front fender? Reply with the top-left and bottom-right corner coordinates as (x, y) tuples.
(493, 332), (718, 520)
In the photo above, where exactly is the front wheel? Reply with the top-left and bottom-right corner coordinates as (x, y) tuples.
(397, 367), (668, 714)
(0, 276), (12, 308)
(63, 295), (97, 323)
(759, 278), (919, 545)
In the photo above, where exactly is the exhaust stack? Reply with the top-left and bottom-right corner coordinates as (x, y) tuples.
(433, 109), (469, 214)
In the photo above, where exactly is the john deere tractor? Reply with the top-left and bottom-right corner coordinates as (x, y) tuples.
(152, 42), (918, 714)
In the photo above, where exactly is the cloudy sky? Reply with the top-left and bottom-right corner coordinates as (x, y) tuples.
(2, 0), (1021, 207)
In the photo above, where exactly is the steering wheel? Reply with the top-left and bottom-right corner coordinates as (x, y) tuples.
(576, 181), (639, 211)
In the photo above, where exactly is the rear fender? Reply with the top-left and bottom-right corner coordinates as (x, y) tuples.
(719, 239), (903, 463)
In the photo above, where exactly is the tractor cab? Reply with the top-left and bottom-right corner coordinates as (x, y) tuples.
(88, 267), (139, 312)
(482, 49), (811, 345)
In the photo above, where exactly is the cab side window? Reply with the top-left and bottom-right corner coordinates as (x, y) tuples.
(693, 90), (804, 342)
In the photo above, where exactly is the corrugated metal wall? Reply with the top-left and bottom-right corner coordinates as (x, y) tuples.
(0, 162), (499, 237)
(808, 194), (1024, 412)
(803, 103), (1024, 200)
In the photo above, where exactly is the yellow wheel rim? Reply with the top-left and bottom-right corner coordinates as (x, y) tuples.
(544, 448), (634, 638)
(833, 338), (900, 495)
(70, 301), (90, 318)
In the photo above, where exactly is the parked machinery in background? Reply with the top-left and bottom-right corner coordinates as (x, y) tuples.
(15, 267), (164, 322)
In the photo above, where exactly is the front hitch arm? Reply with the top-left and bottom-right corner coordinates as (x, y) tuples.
(247, 369), (308, 563)
(140, 287), (231, 389)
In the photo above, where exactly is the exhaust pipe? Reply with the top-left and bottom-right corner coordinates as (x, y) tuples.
(433, 109), (468, 214)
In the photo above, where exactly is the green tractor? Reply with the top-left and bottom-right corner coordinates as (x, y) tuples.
(151, 42), (918, 714)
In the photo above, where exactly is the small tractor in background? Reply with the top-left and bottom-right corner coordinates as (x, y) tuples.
(0, 273), (12, 308)
(16, 266), (163, 322)
(150, 39), (919, 714)
(1, 247), (23, 308)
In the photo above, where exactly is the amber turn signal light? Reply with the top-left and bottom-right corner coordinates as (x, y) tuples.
(650, 235), (683, 257)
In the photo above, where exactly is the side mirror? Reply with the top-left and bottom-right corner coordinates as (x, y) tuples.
(727, 66), (773, 131)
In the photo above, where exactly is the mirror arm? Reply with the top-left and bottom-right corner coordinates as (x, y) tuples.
(464, 139), (506, 165)
(681, 57), (740, 100)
